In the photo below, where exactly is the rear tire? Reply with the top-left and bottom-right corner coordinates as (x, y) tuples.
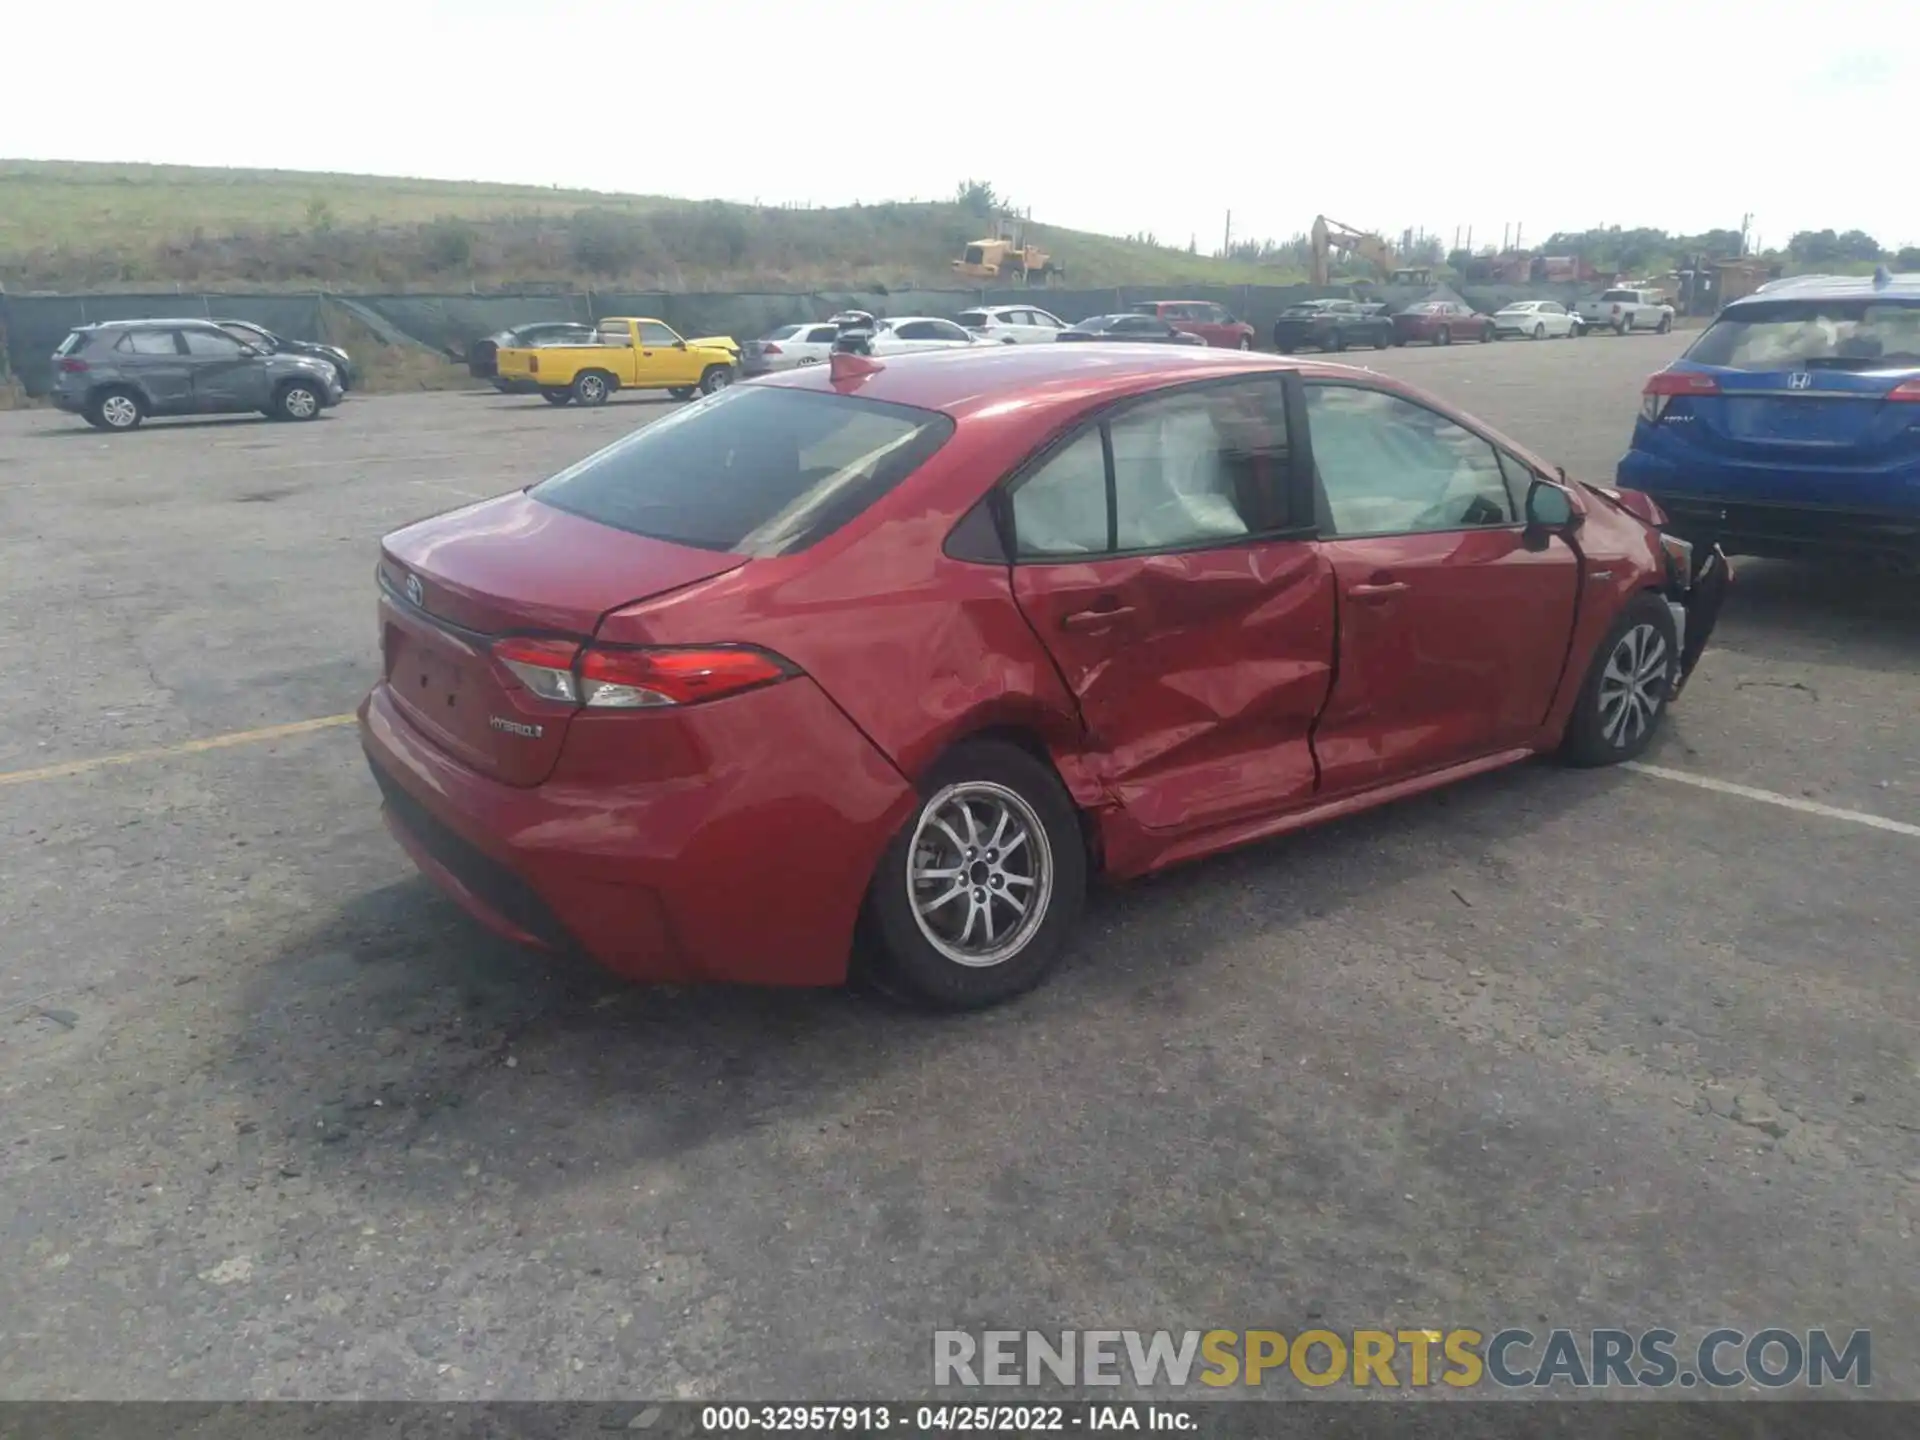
(1481, 323), (1495, 342)
(1561, 593), (1679, 767)
(1327, 329), (1346, 353)
(1436, 327), (1452, 346)
(541, 389), (572, 405)
(572, 370), (613, 406)
(698, 365), (733, 396)
(1657, 314), (1673, 334)
(86, 388), (145, 432)
(273, 380), (323, 421)
(1374, 328), (1391, 350)
(862, 741), (1087, 1011)
(1532, 323), (1546, 340)
(1237, 335), (1253, 351)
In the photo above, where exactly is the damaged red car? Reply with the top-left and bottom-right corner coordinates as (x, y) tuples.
(360, 344), (1727, 1009)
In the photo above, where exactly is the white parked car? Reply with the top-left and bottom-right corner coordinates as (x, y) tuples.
(871, 316), (1004, 354)
(955, 305), (1068, 344)
(1490, 300), (1583, 340)
(739, 321), (843, 376)
(1576, 288), (1676, 335)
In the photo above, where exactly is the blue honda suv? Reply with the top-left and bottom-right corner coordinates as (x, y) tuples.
(1617, 268), (1920, 561)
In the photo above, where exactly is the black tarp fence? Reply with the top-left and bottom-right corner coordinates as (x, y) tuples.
(3, 281), (1595, 396)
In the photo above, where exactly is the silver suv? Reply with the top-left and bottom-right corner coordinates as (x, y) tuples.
(49, 319), (344, 432)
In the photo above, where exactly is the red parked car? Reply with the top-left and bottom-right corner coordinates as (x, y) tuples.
(1392, 300), (1495, 346)
(1131, 300), (1258, 349)
(361, 344), (1727, 1010)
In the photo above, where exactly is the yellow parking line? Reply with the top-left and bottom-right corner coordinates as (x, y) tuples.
(0, 714), (357, 788)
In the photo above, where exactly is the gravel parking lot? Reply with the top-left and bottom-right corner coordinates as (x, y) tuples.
(2, 335), (1917, 1401)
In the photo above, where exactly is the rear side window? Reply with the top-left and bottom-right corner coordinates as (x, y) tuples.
(1686, 299), (1920, 370)
(116, 329), (182, 356)
(957, 311), (991, 328)
(804, 326), (839, 344)
(1010, 377), (1292, 558)
(1601, 289), (1637, 302)
(530, 387), (955, 557)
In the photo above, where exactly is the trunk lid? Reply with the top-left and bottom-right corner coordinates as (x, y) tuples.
(1688, 365), (1920, 454)
(377, 491), (746, 785)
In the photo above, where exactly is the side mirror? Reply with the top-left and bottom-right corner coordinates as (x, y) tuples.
(1525, 477), (1579, 531)
(673, 339), (686, 350)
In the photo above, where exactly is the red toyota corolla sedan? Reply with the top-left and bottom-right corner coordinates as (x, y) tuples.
(360, 344), (1728, 1009)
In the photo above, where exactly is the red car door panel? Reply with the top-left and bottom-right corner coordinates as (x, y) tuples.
(1313, 530), (1579, 793)
(1013, 543), (1335, 831)
(1301, 381), (1580, 794)
(1002, 374), (1333, 837)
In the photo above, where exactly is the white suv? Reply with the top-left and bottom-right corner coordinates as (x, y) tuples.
(956, 305), (1068, 344)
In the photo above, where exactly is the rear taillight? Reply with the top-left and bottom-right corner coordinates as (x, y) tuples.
(761, 342), (783, 355)
(1889, 378), (1920, 402)
(57, 358), (89, 373)
(1641, 369), (1719, 422)
(491, 638), (793, 709)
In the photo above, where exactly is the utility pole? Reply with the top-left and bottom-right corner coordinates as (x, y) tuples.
(1739, 212), (1752, 257)
(1223, 210), (1232, 255)
(1516, 222), (1524, 251)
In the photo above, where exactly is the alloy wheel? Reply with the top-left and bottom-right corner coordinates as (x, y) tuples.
(101, 394), (140, 428)
(284, 387), (318, 419)
(1598, 623), (1669, 748)
(906, 782), (1053, 968)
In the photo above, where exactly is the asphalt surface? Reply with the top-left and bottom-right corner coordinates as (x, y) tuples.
(2, 337), (1917, 1403)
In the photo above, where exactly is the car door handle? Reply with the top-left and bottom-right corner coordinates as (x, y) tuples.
(1348, 581), (1409, 599)
(1061, 604), (1136, 631)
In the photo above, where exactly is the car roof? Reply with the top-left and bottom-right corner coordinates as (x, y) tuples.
(77, 317), (224, 331)
(1727, 271), (1920, 307)
(881, 315), (961, 325)
(754, 344), (1565, 490)
(967, 305), (1047, 317)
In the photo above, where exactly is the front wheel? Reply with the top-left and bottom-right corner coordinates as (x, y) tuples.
(1327, 329), (1345, 353)
(1656, 314), (1673, 334)
(1237, 335), (1253, 351)
(698, 365), (734, 396)
(1481, 324), (1495, 343)
(667, 386), (696, 400)
(1374, 328), (1391, 351)
(1436, 327), (1452, 346)
(274, 380), (323, 421)
(862, 741), (1087, 1010)
(1561, 593), (1679, 767)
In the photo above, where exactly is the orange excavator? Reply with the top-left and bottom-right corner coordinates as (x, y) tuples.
(1310, 215), (1395, 285)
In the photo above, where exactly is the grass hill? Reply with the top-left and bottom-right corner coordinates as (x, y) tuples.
(0, 160), (1298, 293)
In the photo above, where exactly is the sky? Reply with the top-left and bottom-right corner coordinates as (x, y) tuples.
(9, 0), (1919, 251)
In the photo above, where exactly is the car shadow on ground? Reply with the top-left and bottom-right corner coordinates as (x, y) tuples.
(1714, 558), (1919, 667)
(228, 756), (1601, 1201)
(33, 415), (332, 438)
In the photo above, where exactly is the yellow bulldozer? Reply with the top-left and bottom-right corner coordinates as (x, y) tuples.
(954, 221), (1060, 283)
(1310, 215), (1396, 285)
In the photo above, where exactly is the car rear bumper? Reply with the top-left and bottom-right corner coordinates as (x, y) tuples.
(358, 677), (916, 987)
(1618, 453), (1920, 558)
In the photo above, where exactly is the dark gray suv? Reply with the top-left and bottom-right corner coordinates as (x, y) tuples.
(48, 319), (345, 431)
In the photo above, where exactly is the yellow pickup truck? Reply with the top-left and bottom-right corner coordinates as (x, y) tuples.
(495, 317), (741, 406)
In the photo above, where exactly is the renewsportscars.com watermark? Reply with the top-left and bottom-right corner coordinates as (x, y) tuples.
(933, 1328), (1872, 1391)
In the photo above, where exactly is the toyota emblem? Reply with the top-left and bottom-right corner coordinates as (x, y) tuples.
(405, 572), (425, 607)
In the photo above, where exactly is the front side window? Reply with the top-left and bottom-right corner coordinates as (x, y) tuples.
(531, 387), (954, 557)
(181, 329), (246, 357)
(636, 321), (679, 347)
(1011, 379), (1290, 558)
(1305, 385), (1516, 537)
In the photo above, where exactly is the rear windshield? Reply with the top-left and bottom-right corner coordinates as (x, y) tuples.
(763, 324), (802, 341)
(1281, 304), (1328, 317)
(1686, 299), (1920, 371)
(529, 386), (956, 557)
(54, 330), (91, 357)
